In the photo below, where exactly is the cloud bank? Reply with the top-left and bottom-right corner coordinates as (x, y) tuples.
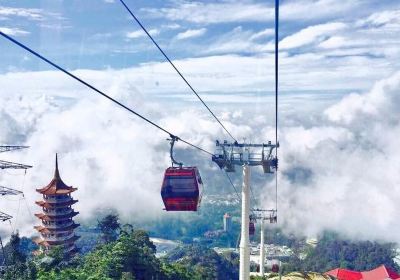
(0, 59), (399, 245)
(261, 71), (400, 242)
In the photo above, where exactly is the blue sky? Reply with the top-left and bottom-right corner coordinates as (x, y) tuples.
(1, 0), (400, 96)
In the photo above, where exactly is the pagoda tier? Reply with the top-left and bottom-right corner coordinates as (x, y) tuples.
(35, 211), (79, 221)
(35, 235), (80, 246)
(34, 154), (80, 256)
(34, 223), (80, 233)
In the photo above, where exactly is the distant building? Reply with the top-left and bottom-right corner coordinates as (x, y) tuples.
(33, 154), (80, 255)
(223, 213), (232, 232)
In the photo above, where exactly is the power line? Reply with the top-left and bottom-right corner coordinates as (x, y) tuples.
(118, 0), (237, 143)
(0, 31), (213, 157)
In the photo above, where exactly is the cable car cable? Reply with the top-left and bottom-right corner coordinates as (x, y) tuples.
(274, 0), (279, 215)
(118, 0), (238, 143)
(0, 31), (213, 157)
(223, 170), (256, 217)
(222, 170), (241, 202)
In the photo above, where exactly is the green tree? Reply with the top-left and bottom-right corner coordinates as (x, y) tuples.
(98, 213), (121, 243)
(167, 244), (239, 280)
(5, 232), (26, 264)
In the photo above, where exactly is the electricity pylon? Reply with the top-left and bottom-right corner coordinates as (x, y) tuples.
(0, 145), (31, 266)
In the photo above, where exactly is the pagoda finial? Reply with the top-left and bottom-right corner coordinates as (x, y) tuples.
(54, 153), (60, 179)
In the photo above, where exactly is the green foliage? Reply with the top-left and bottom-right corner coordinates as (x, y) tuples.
(35, 227), (196, 280)
(146, 202), (241, 246)
(284, 232), (399, 273)
(167, 244), (239, 280)
(78, 229), (161, 279)
(160, 262), (195, 280)
(1, 233), (36, 280)
(98, 213), (121, 243)
(2, 261), (37, 280)
(4, 232), (26, 264)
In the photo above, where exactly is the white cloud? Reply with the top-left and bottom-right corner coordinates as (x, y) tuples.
(261, 71), (400, 242)
(143, 0), (362, 24)
(249, 28), (274, 41)
(1, 61), (400, 244)
(0, 27), (29, 36)
(175, 28), (206, 40)
(204, 26), (273, 54)
(281, 0), (361, 21)
(162, 23), (181, 30)
(280, 22), (346, 50)
(325, 72), (400, 125)
(0, 6), (44, 21)
(126, 28), (159, 39)
(104, 0), (115, 3)
(359, 9), (400, 27)
(317, 36), (346, 49)
(143, 2), (272, 24)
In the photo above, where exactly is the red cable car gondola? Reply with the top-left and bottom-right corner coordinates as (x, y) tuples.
(161, 166), (202, 211)
(161, 136), (203, 211)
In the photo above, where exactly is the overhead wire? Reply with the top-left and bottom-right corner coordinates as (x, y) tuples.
(0, 31), (213, 157)
(118, 0), (238, 143)
(22, 195), (35, 226)
(222, 170), (257, 219)
(221, 170), (241, 203)
(274, 0), (279, 216)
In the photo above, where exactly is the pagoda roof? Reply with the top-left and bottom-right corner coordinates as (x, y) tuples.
(36, 154), (77, 195)
(34, 223), (80, 233)
(35, 211), (79, 221)
(35, 199), (78, 208)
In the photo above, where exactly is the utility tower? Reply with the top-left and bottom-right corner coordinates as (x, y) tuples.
(0, 145), (32, 266)
(212, 141), (278, 280)
(0, 193), (23, 266)
(252, 209), (277, 277)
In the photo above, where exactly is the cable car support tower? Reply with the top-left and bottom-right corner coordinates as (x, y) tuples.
(212, 0), (280, 278)
(252, 209), (278, 277)
(212, 142), (278, 280)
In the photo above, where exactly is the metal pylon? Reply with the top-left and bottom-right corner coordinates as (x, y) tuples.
(212, 141), (278, 280)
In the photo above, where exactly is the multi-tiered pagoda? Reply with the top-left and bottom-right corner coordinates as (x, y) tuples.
(34, 154), (80, 255)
